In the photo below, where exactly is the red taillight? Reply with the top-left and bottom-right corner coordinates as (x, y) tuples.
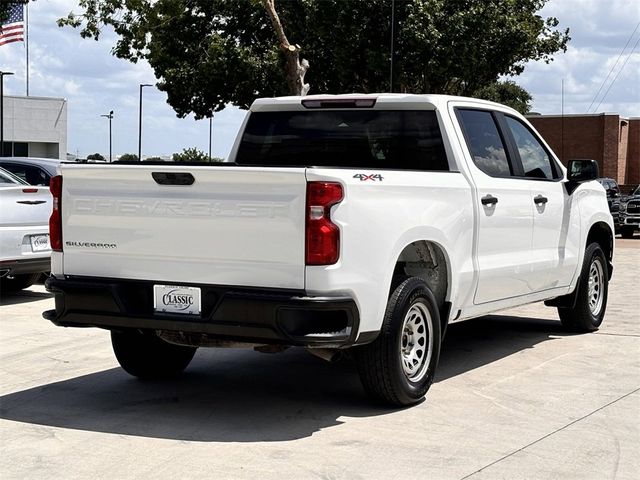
(49, 175), (63, 252)
(306, 182), (343, 265)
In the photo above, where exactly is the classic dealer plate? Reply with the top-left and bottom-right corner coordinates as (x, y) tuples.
(30, 234), (51, 252)
(153, 284), (201, 315)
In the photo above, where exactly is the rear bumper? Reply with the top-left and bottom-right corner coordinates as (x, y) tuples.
(43, 276), (361, 348)
(0, 257), (50, 278)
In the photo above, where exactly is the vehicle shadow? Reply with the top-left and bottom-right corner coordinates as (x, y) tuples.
(0, 314), (575, 442)
(0, 289), (52, 306)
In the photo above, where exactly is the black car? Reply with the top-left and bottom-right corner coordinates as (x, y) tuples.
(597, 178), (622, 231)
(619, 184), (640, 238)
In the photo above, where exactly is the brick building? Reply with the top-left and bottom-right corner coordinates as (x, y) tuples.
(527, 113), (639, 187)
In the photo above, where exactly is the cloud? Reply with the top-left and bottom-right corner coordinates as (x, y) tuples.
(514, 0), (640, 116)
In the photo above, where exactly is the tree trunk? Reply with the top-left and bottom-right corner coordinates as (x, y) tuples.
(261, 0), (310, 96)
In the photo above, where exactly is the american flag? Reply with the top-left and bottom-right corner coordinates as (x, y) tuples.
(0, 3), (25, 47)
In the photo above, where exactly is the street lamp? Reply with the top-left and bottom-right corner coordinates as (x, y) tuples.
(0, 71), (15, 157)
(209, 116), (213, 160)
(101, 110), (114, 162)
(138, 83), (153, 161)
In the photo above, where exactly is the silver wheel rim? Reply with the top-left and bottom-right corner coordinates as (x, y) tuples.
(588, 257), (605, 316)
(400, 301), (433, 382)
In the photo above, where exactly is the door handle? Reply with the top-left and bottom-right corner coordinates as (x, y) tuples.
(534, 195), (548, 205)
(481, 194), (498, 206)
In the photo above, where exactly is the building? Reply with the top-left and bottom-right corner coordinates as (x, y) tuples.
(527, 113), (639, 187)
(1, 95), (68, 160)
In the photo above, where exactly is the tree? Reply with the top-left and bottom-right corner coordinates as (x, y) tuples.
(117, 153), (139, 162)
(59, 1), (569, 118)
(87, 152), (105, 161)
(172, 148), (221, 163)
(473, 81), (533, 114)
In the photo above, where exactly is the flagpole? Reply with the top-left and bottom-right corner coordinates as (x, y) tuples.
(25, 2), (29, 96)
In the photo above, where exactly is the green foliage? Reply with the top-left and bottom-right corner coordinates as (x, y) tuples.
(117, 153), (139, 162)
(58, 1), (569, 118)
(172, 148), (220, 163)
(143, 156), (164, 162)
(86, 152), (105, 161)
(473, 81), (533, 114)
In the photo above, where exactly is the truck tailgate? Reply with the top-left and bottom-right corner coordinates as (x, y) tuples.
(59, 165), (307, 289)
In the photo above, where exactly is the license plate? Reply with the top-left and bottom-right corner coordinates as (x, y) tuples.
(153, 285), (201, 315)
(30, 234), (51, 252)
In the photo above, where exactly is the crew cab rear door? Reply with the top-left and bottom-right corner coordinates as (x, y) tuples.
(455, 107), (535, 304)
(59, 164), (307, 289)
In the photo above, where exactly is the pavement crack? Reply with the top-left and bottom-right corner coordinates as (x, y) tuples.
(459, 387), (640, 480)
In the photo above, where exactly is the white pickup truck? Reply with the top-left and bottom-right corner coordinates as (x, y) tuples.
(44, 94), (614, 406)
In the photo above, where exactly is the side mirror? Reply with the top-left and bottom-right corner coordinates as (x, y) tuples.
(567, 159), (599, 183)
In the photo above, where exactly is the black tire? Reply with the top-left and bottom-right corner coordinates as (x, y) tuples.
(620, 226), (635, 239)
(558, 242), (609, 332)
(355, 277), (441, 407)
(111, 330), (197, 379)
(0, 273), (41, 294)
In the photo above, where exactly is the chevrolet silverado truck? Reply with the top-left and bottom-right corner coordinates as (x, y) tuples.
(43, 94), (614, 406)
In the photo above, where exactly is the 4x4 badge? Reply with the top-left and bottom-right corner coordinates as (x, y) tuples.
(353, 174), (384, 182)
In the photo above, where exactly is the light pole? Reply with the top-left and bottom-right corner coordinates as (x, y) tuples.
(138, 83), (152, 161)
(209, 116), (213, 160)
(101, 110), (114, 162)
(0, 71), (15, 157)
(389, 0), (395, 93)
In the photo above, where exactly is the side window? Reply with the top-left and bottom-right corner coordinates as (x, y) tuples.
(504, 116), (557, 180)
(0, 164), (48, 186)
(456, 109), (511, 177)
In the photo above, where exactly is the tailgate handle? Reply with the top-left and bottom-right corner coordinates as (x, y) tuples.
(152, 172), (195, 186)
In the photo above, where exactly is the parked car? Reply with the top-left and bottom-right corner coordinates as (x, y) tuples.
(619, 184), (640, 238)
(43, 94), (613, 406)
(597, 177), (622, 231)
(0, 167), (52, 293)
(0, 157), (63, 186)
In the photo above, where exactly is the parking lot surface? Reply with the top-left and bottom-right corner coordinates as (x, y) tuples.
(1, 238), (639, 479)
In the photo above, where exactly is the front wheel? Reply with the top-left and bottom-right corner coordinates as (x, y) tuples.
(620, 226), (635, 239)
(111, 330), (197, 379)
(355, 277), (441, 407)
(558, 242), (609, 332)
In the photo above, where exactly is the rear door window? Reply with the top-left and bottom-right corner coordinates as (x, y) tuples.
(235, 110), (450, 171)
(456, 109), (512, 177)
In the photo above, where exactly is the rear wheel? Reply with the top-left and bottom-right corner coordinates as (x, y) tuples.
(558, 242), (608, 332)
(355, 277), (441, 407)
(111, 330), (197, 379)
(0, 273), (41, 294)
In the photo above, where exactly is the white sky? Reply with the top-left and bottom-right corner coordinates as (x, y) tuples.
(0, 0), (638, 158)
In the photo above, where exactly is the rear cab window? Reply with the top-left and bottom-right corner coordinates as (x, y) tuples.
(235, 110), (450, 171)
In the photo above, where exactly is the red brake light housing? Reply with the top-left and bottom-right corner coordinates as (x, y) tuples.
(49, 175), (63, 252)
(306, 182), (344, 265)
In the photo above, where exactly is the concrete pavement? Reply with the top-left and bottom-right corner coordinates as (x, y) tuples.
(1, 239), (638, 479)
